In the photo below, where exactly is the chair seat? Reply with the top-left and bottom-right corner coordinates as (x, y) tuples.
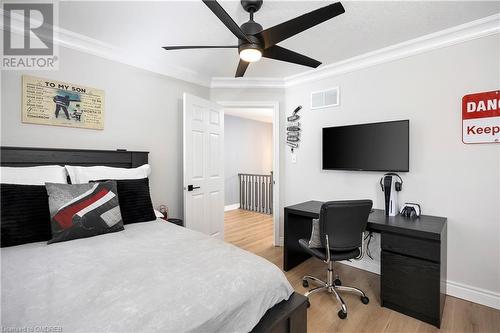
(298, 238), (360, 261)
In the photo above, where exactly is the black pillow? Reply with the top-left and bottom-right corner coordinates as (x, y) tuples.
(92, 178), (156, 224)
(1, 184), (52, 247)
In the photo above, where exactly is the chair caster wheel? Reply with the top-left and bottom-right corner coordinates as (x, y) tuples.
(334, 278), (342, 286)
(361, 296), (369, 304)
(338, 310), (347, 319)
(302, 280), (309, 288)
(306, 300), (310, 308)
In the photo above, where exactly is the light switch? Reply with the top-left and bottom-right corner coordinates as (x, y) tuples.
(291, 153), (297, 163)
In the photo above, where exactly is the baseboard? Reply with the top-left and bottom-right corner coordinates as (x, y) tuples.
(224, 203), (240, 212)
(446, 280), (500, 310)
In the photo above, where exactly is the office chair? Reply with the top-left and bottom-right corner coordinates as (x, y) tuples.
(299, 200), (373, 319)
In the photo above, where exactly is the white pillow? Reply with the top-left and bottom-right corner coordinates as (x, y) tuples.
(0, 165), (68, 185)
(65, 164), (151, 184)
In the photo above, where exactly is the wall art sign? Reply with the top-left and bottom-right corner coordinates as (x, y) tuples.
(22, 75), (104, 130)
(286, 106), (301, 152)
(462, 90), (499, 144)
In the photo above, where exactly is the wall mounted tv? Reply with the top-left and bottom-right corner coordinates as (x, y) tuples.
(322, 120), (409, 172)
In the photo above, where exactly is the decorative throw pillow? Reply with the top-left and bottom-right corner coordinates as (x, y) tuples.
(0, 184), (52, 247)
(45, 181), (124, 244)
(308, 218), (322, 248)
(91, 178), (156, 224)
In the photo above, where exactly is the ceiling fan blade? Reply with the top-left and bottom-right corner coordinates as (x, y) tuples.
(202, 0), (251, 43)
(256, 2), (345, 49)
(162, 45), (237, 50)
(262, 45), (321, 68)
(235, 60), (249, 77)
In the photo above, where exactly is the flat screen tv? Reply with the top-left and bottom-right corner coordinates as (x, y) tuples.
(322, 120), (409, 172)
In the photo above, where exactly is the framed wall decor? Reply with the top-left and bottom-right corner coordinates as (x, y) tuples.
(22, 75), (104, 130)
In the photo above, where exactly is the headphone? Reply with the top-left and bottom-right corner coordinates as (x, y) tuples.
(380, 173), (403, 192)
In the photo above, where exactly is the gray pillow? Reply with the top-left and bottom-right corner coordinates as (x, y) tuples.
(45, 181), (124, 244)
(308, 218), (322, 248)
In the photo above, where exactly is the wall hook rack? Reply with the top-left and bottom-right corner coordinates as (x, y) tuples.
(286, 106), (302, 153)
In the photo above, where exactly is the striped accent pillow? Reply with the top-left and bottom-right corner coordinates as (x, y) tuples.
(45, 181), (124, 244)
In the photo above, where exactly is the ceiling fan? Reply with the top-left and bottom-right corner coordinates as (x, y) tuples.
(162, 0), (345, 77)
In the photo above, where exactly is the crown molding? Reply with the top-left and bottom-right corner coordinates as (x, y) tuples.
(284, 13), (500, 87)
(54, 27), (212, 87)
(2, 9), (211, 87)
(210, 13), (500, 88)
(4, 8), (498, 89)
(210, 77), (285, 89)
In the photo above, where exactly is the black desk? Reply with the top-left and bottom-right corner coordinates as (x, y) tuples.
(284, 200), (447, 327)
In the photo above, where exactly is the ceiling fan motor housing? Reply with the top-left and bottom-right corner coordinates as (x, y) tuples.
(239, 20), (263, 53)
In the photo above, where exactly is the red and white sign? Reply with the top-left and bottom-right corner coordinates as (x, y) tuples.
(462, 90), (500, 144)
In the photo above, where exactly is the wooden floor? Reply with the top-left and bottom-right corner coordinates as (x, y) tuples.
(224, 209), (500, 333)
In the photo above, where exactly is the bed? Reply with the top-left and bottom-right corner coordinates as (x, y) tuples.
(0, 146), (307, 333)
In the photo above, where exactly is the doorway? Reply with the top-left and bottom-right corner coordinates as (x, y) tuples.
(219, 101), (280, 246)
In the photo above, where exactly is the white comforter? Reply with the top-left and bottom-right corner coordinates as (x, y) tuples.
(1, 220), (293, 333)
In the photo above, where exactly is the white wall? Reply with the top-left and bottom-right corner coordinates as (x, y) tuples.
(1, 46), (209, 218)
(224, 115), (272, 206)
(284, 34), (500, 307)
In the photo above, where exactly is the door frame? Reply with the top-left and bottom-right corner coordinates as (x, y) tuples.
(218, 100), (280, 246)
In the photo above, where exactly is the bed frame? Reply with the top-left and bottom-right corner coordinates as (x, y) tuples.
(0, 146), (308, 333)
(0, 146), (149, 168)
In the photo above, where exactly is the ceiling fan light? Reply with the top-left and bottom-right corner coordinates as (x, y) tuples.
(239, 48), (262, 62)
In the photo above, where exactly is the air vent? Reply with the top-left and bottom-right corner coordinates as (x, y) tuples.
(311, 87), (339, 109)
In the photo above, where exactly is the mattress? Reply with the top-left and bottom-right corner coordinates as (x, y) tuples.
(1, 219), (293, 333)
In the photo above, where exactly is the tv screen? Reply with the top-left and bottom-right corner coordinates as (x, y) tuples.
(322, 120), (409, 172)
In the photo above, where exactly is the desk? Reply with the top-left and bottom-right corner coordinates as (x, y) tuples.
(284, 200), (447, 327)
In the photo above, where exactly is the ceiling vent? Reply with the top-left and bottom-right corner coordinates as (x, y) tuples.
(311, 87), (339, 110)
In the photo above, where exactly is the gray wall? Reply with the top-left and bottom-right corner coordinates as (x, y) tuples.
(283, 35), (500, 299)
(224, 115), (272, 206)
(1, 46), (209, 218)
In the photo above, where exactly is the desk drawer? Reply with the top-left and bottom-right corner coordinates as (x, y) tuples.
(382, 232), (440, 262)
(381, 251), (440, 326)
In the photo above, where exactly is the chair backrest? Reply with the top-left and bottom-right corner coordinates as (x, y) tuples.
(319, 200), (373, 251)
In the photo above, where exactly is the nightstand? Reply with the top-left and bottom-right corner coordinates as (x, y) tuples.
(162, 217), (183, 227)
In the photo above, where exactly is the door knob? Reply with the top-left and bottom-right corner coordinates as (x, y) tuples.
(187, 185), (200, 191)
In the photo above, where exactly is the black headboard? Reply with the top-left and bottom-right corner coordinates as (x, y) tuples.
(0, 146), (148, 168)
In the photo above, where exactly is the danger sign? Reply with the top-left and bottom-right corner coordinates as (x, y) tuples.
(462, 90), (500, 144)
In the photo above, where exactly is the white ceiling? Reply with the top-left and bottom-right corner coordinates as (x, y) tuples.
(225, 107), (274, 123)
(58, 1), (500, 80)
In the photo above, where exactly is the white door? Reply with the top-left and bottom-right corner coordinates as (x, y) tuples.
(183, 93), (224, 239)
